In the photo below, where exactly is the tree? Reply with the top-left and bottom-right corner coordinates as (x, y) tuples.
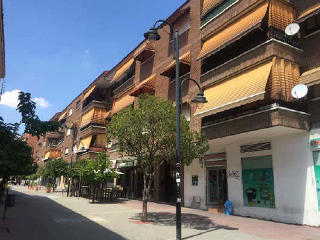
(106, 95), (209, 222)
(43, 157), (68, 192)
(77, 152), (118, 203)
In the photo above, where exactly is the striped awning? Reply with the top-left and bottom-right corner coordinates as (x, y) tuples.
(112, 94), (135, 114)
(80, 135), (92, 150)
(134, 41), (155, 62)
(299, 67), (320, 87)
(198, 0), (295, 60)
(49, 150), (61, 159)
(296, 2), (320, 23)
(112, 58), (135, 82)
(130, 74), (156, 97)
(195, 60), (273, 118)
(44, 151), (50, 160)
(83, 85), (96, 101)
(202, 0), (222, 16)
(81, 108), (94, 127)
(161, 51), (191, 77)
(198, 2), (268, 60)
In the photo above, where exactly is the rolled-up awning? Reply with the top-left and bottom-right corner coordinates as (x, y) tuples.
(134, 41), (155, 62)
(44, 151), (50, 160)
(198, 2), (268, 60)
(295, 2), (320, 23)
(80, 135), (92, 150)
(130, 74), (156, 97)
(112, 58), (135, 82)
(195, 60), (273, 118)
(92, 134), (107, 148)
(112, 94), (135, 114)
(83, 85), (96, 101)
(161, 51), (191, 77)
(299, 67), (320, 87)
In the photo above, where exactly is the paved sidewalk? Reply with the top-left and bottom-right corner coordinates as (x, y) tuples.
(1, 185), (319, 240)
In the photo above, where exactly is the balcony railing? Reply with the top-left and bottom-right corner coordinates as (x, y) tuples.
(113, 76), (135, 97)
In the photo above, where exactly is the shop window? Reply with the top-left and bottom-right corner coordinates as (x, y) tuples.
(201, 0), (239, 27)
(305, 13), (320, 36)
(241, 155), (275, 208)
(313, 151), (320, 211)
(192, 175), (198, 186)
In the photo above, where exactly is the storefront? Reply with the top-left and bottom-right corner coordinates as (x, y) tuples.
(310, 138), (320, 211)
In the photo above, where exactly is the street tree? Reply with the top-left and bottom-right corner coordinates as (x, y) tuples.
(43, 157), (68, 192)
(106, 94), (209, 222)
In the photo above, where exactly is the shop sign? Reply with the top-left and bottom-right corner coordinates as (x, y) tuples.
(310, 138), (320, 149)
(205, 152), (226, 161)
(205, 160), (226, 167)
(204, 152), (226, 167)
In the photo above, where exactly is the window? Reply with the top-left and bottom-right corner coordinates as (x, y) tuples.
(67, 128), (71, 136)
(242, 155), (275, 208)
(182, 103), (191, 121)
(201, 0), (239, 27)
(69, 108), (73, 116)
(312, 151), (320, 211)
(305, 13), (320, 36)
(192, 175), (198, 186)
(76, 100), (81, 110)
(65, 148), (69, 155)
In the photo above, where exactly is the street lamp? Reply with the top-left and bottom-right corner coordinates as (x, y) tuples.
(144, 21), (207, 240)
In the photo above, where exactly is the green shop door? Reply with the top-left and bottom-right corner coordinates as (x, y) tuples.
(313, 151), (320, 211)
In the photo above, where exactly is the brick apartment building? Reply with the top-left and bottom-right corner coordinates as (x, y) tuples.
(33, 0), (320, 226)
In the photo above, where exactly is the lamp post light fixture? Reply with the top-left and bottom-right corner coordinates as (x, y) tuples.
(144, 21), (207, 240)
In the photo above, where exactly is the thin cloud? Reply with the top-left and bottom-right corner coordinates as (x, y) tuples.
(0, 89), (51, 109)
(85, 49), (89, 54)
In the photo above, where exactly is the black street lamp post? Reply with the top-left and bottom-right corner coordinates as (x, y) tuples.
(144, 21), (207, 240)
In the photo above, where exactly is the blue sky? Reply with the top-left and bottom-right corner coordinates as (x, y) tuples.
(0, 0), (185, 127)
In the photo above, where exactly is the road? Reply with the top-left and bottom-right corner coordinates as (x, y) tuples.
(0, 186), (319, 240)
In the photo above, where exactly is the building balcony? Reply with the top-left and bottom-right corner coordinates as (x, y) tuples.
(79, 125), (106, 139)
(113, 76), (135, 97)
(46, 130), (63, 139)
(82, 100), (110, 112)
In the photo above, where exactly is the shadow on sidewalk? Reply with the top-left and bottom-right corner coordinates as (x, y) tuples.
(2, 188), (128, 240)
(130, 212), (239, 231)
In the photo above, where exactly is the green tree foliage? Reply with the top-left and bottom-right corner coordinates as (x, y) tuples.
(43, 157), (68, 192)
(73, 152), (118, 203)
(106, 95), (209, 221)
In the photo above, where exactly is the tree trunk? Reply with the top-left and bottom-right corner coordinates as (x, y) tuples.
(141, 173), (148, 222)
(52, 177), (55, 192)
(92, 186), (95, 203)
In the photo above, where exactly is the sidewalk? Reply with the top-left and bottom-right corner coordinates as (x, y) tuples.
(1, 185), (320, 240)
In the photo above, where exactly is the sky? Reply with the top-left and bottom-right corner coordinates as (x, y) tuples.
(0, 0), (186, 128)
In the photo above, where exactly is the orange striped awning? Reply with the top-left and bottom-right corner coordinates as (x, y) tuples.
(112, 94), (135, 114)
(268, 0), (296, 31)
(130, 74), (156, 97)
(299, 67), (320, 87)
(202, 0), (222, 16)
(134, 41), (155, 62)
(112, 58), (135, 82)
(195, 60), (273, 118)
(161, 51), (191, 77)
(296, 2), (320, 23)
(83, 85), (96, 101)
(81, 108), (94, 127)
(49, 150), (61, 159)
(198, 2), (268, 60)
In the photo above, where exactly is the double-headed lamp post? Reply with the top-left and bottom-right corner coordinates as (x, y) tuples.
(144, 21), (207, 240)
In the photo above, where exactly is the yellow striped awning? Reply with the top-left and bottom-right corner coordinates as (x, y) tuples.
(112, 94), (135, 114)
(81, 108), (94, 127)
(44, 151), (50, 160)
(195, 60), (273, 118)
(202, 0), (222, 16)
(58, 111), (67, 121)
(80, 135), (92, 150)
(112, 58), (135, 82)
(83, 85), (96, 101)
(130, 74), (156, 97)
(296, 2), (320, 23)
(299, 67), (320, 87)
(161, 51), (191, 77)
(93, 134), (107, 148)
(198, 2), (268, 60)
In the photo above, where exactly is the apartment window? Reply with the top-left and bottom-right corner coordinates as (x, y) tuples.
(65, 148), (69, 155)
(305, 13), (320, 36)
(201, 0), (239, 27)
(73, 144), (78, 154)
(67, 128), (71, 136)
(76, 100), (81, 110)
(242, 155), (275, 208)
(69, 108), (73, 116)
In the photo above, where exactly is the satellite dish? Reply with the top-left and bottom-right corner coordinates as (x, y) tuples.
(285, 23), (300, 36)
(291, 84), (308, 99)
